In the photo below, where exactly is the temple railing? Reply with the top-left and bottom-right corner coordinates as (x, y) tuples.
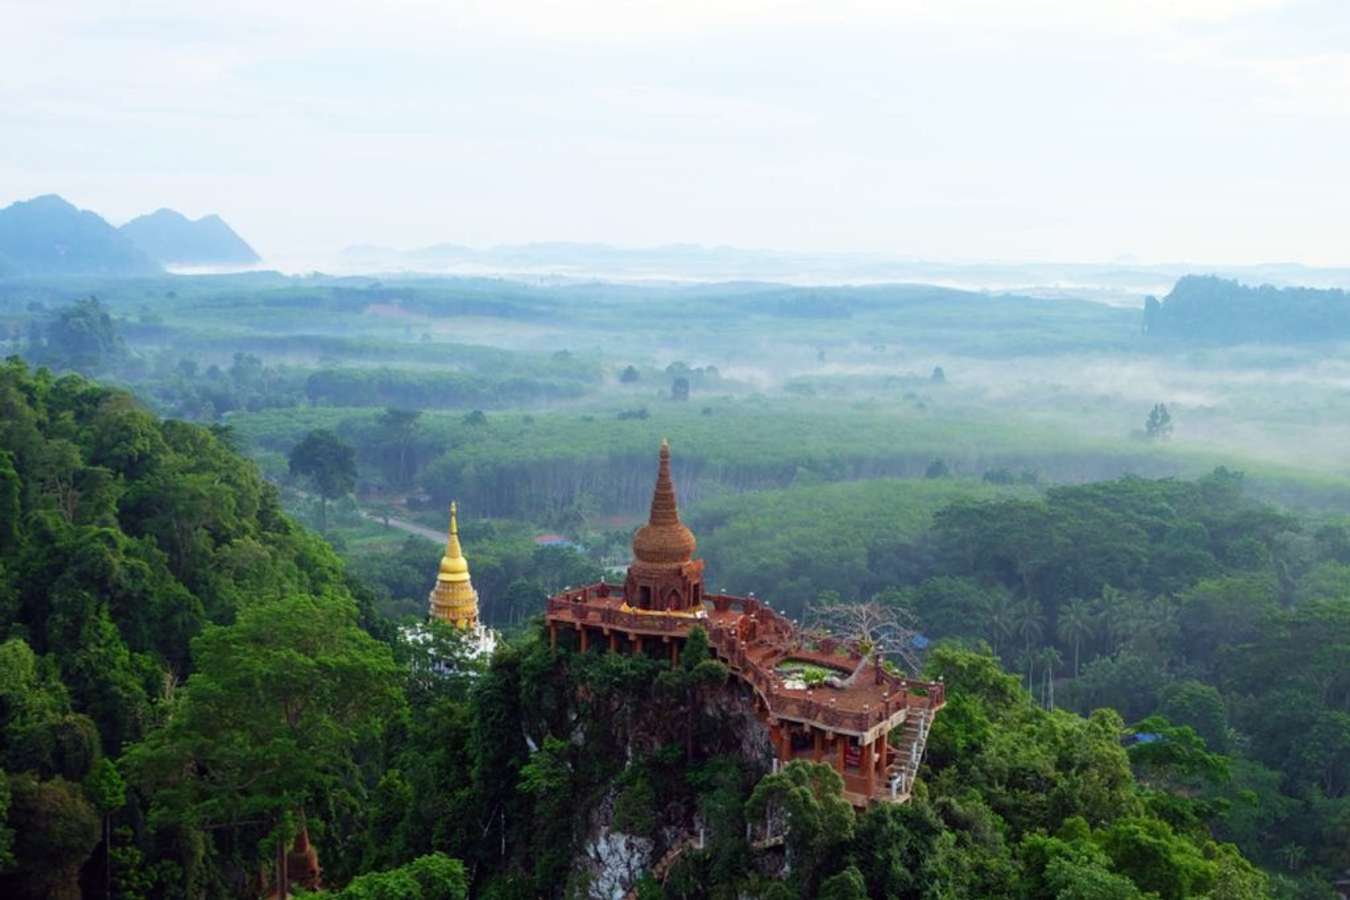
(547, 582), (946, 733)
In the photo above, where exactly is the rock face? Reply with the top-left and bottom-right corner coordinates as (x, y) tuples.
(571, 679), (775, 899)
(579, 793), (655, 900)
(120, 207), (261, 266)
(0, 194), (160, 276)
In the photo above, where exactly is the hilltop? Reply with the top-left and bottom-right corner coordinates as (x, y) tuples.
(1143, 274), (1350, 342)
(0, 194), (160, 276)
(120, 207), (261, 266)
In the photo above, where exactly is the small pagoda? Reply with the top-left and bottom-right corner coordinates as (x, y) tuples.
(428, 501), (480, 629)
(545, 441), (946, 807)
(427, 501), (496, 656)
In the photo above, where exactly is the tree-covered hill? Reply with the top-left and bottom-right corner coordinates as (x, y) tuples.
(1144, 275), (1350, 343)
(0, 362), (1330, 898)
(0, 359), (397, 896)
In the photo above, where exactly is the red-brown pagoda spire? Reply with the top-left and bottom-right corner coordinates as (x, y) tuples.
(627, 440), (704, 612)
(633, 439), (696, 565)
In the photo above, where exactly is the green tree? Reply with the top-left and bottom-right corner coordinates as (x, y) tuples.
(1099, 817), (1216, 900)
(745, 761), (854, 895)
(1144, 404), (1172, 440)
(1156, 681), (1229, 753)
(330, 853), (468, 900)
(289, 429), (357, 531)
(83, 758), (125, 900)
(122, 592), (405, 896)
(924, 458), (950, 479)
(30, 297), (126, 374)
(376, 407), (422, 488)
(981, 591), (1016, 658)
(1057, 596), (1095, 677)
(0, 773), (100, 899)
(1014, 598), (1045, 685)
(1127, 716), (1229, 792)
(817, 864), (867, 900)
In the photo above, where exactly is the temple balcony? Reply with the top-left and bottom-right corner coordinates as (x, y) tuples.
(545, 581), (945, 742)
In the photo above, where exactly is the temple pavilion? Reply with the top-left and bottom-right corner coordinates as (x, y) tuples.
(545, 440), (945, 808)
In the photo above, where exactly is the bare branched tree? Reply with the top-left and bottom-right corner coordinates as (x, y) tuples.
(805, 600), (923, 675)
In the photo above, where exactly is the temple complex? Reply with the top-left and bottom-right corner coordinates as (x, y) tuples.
(545, 440), (945, 808)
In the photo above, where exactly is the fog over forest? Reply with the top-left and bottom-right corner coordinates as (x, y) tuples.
(6, 158), (1350, 900)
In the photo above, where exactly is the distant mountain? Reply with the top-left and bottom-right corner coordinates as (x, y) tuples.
(120, 208), (261, 266)
(1143, 275), (1350, 343)
(0, 194), (160, 276)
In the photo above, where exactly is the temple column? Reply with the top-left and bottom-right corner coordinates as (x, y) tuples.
(770, 724), (789, 764)
(632, 634), (643, 657)
(669, 639), (679, 667)
(878, 730), (890, 783)
(837, 736), (847, 774)
(578, 626), (589, 653)
(548, 622), (557, 649)
(608, 631), (618, 652)
(812, 728), (824, 762)
(862, 739), (875, 798)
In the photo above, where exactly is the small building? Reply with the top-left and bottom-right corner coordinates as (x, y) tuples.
(545, 440), (945, 808)
(534, 533), (579, 549)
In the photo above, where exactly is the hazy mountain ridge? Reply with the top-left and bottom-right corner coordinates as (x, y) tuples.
(120, 207), (261, 266)
(0, 194), (160, 276)
(336, 241), (1350, 307)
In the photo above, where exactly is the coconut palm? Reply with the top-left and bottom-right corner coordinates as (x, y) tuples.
(1056, 596), (1095, 677)
(1095, 584), (1128, 652)
(1014, 598), (1044, 657)
(1011, 598), (1044, 691)
(1014, 648), (1038, 696)
(981, 590), (1016, 659)
(1038, 646), (1064, 709)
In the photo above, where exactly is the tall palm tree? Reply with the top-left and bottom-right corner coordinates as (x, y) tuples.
(1014, 648), (1038, 696)
(1056, 597), (1095, 677)
(1095, 584), (1127, 652)
(1038, 646), (1064, 709)
(1015, 598), (1044, 653)
(982, 591), (1016, 659)
(1013, 598), (1044, 690)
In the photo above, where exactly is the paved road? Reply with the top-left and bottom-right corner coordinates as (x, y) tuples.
(360, 509), (445, 543)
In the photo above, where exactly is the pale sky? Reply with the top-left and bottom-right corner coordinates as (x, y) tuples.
(4, 0), (1349, 265)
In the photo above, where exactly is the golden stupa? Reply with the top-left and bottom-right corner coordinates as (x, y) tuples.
(428, 501), (479, 630)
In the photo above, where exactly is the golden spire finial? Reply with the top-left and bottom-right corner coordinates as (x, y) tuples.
(438, 500), (469, 582)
